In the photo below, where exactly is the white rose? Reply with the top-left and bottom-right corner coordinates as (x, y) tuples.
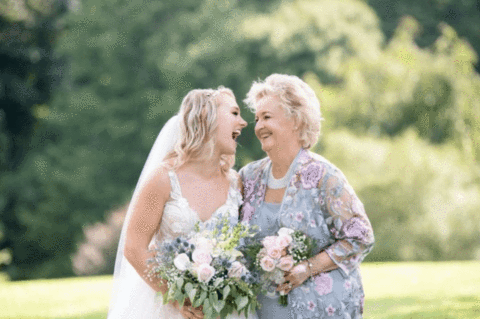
(276, 234), (293, 249)
(173, 253), (191, 271)
(278, 227), (295, 237)
(197, 263), (215, 283)
(192, 249), (213, 265)
(228, 261), (247, 279)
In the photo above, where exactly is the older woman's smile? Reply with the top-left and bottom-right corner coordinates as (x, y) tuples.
(254, 95), (298, 153)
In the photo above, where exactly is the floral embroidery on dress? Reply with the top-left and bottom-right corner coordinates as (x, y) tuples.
(301, 162), (324, 189)
(242, 202), (255, 222)
(240, 149), (374, 318)
(342, 217), (371, 241)
(326, 305), (336, 316)
(314, 273), (333, 296)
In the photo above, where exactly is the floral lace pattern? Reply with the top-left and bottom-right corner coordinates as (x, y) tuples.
(239, 149), (374, 319)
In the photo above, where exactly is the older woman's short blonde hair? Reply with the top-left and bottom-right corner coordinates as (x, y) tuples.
(244, 74), (323, 149)
(164, 86), (235, 174)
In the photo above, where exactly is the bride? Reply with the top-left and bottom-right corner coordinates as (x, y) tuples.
(108, 87), (248, 319)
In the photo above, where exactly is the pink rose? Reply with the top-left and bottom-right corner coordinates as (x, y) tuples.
(262, 236), (277, 249)
(197, 264), (215, 283)
(277, 256), (294, 271)
(260, 256), (276, 272)
(276, 234), (293, 249)
(192, 249), (212, 265)
(267, 246), (283, 260)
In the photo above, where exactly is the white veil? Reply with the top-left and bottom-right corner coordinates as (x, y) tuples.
(107, 115), (180, 318)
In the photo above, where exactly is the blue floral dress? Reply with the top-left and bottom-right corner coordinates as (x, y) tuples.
(239, 149), (375, 319)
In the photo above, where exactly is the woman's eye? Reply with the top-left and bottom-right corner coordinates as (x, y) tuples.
(233, 112), (239, 116)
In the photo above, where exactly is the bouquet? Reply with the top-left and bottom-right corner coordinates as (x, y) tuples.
(248, 227), (316, 306)
(148, 212), (261, 319)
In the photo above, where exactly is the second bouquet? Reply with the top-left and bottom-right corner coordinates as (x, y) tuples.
(148, 212), (261, 319)
(248, 227), (317, 306)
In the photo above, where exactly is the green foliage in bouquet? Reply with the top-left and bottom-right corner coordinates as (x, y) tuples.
(150, 214), (262, 319)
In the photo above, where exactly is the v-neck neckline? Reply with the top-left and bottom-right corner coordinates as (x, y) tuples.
(170, 170), (232, 223)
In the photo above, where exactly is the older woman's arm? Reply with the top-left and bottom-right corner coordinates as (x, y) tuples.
(279, 167), (374, 293)
(320, 170), (375, 277)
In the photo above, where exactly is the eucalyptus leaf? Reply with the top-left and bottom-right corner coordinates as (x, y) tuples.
(176, 278), (184, 290)
(203, 299), (214, 319)
(236, 296), (249, 311)
(213, 277), (223, 288)
(194, 290), (207, 307)
(213, 300), (225, 313)
(185, 282), (193, 295)
(188, 288), (197, 303)
(223, 285), (231, 300)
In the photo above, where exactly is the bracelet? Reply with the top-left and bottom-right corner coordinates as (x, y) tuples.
(306, 260), (314, 277)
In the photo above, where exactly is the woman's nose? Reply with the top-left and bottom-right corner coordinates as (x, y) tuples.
(240, 117), (247, 128)
(254, 120), (262, 133)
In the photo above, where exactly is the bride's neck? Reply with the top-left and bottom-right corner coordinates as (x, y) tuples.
(182, 156), (223, 179)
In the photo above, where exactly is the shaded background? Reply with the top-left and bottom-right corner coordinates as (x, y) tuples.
(0, 0), (479, 281)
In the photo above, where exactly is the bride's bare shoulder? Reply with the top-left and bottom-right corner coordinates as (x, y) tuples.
(142, 165), (172, 198)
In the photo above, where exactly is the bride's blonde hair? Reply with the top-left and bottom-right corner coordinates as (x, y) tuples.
(163, 87), (235, 175)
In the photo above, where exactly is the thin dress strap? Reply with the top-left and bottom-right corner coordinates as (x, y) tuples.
(167, 170), (182, 200)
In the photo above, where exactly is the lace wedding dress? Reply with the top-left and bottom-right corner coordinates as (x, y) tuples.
(108, 170), (255, 319)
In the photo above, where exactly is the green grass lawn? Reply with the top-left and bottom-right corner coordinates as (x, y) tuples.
(0, 261), (479, 318)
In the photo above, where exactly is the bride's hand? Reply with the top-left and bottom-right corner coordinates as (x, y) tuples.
(172, 299), (204, 319)
(276, 262), (310, 295)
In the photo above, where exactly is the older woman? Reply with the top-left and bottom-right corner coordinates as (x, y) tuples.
(239, 74), (374, 318)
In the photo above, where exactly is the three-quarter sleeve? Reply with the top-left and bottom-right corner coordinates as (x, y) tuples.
(321, 170), (375, 277)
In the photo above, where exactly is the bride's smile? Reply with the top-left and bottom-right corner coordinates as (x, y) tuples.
(214, 94), (247, 156)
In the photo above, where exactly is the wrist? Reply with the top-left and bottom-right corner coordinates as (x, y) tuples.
(306, 259), (319, 277)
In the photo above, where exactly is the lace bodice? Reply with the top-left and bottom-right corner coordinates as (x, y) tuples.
(153, 170), (243, 244)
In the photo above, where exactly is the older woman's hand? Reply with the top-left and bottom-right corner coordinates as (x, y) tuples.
(276, 262), (310, 295)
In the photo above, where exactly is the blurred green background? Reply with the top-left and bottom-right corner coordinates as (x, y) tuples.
(0, 0), (479, 285)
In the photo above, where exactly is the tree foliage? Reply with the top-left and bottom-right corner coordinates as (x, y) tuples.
(367, 0), (480, 72)
(1, 0), (479, 279)
(0, 0), (70, 280)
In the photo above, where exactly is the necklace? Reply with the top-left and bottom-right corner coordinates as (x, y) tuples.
(267, 161), (296, 189)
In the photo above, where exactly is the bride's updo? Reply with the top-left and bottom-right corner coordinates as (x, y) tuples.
(164, 87), (235, 174)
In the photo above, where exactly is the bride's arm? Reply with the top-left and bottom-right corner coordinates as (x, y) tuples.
(124, 168), (171, 293)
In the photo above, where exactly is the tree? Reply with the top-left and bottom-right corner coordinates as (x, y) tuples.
(367, 0), (480, 72)
(0, 0), (70, 280)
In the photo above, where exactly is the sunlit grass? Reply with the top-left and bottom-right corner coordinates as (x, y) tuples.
(1, 261), (479, 318)
(362, 261), (480, 318)
(0, 274), (112, 319)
